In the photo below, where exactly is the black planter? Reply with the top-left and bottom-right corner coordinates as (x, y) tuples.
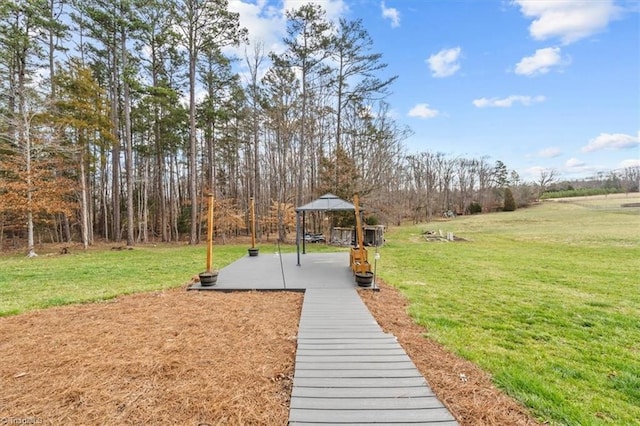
(355, 272), (374, 287)
(248, 247), (260, 257)
(199, 271), (219, 287)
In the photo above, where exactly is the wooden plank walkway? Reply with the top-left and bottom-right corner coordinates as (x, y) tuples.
(289, 289), (458, 425)
(189, 252), (458, 424)
(188, 252), (355, 290)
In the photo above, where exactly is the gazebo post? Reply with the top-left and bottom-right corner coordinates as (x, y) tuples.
(302, 211), (306, 254)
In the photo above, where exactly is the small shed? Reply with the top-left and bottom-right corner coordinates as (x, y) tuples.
(364, 225), (385, 247)
(330, 225), (385, 247)
(295, 193), (355, 265)
(331, 227), (354, 246)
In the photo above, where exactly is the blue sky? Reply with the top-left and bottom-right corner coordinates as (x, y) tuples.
(230, 0), (640, 181)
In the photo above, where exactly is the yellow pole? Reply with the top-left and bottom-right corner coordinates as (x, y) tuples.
(206, 193), (214, 272)
(250, 197), (256, 248)
(353, 193), (366, 273)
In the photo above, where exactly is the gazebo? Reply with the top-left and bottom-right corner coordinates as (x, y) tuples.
(295, 193), (355, 266)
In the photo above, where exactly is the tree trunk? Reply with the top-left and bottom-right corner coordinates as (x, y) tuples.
(111, 49), (121, 242)
(80, 150), (89, 250)
(188, 49), (198, 244)
(122, 29), (135, 247)
(170, 154), (179, 241)
(25, 119), (36, 257)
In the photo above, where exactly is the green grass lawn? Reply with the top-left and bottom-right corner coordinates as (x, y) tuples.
(0, 241), (340, 316)
(1, 196), (638, 424)
(0, 244), (250, 316)
(378, 195), (640, 425)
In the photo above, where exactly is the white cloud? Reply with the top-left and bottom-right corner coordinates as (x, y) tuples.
(473, 95), (546, 108)
(565, 158), (586, 168)
(229, 0), (284, 53)
(523, 166), (548, 179)
(538, 147), (562, 158)
(515, 47), (567, 76)
(427, 47), (462, 78)
(581, 132), (640, 153)
(563, 158), (599, 175)
(381, 1), (400, 28)
(620, 158), (640, 168)
(282, 0), (347, 21)
(229, 0), (348, 57)
(513, 0), (621, 44)
(408, 103), (440, 119)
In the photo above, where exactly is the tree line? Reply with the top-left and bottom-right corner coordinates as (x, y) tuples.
(1, 0), (637, 255)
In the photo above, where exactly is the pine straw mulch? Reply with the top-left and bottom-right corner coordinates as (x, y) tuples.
(0, 290), (302, 425)
(0, 283), (541, 425)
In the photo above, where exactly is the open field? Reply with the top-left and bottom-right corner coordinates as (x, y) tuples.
(0, 194), (637, 424)
(379, 194), (640, 425)
(0, 244), (245, 316)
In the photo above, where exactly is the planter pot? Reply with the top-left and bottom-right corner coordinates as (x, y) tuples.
(248, 247), (260, 257)
(355, 272), (374, 287)
(199, 271), (219, 287)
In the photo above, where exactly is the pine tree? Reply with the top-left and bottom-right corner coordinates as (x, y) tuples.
(330, 18), (397, 190)
(281, 3), (332, 206)
(55, 59), (113, 248)
(173, 0), (247, 244)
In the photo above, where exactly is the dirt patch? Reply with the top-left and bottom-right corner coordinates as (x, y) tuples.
(1, 283), (541, 425)
(0, 290), (302, 425)
(359, 282), (541, 426)
(422, 229), (468, 242)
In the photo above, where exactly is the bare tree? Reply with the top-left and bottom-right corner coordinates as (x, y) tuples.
(538, 168), (558, 198)
(244, 42), (266, 209)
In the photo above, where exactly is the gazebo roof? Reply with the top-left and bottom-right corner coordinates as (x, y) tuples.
(296, 193), (355, 212)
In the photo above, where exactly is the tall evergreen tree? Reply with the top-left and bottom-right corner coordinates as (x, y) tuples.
(281, 3), (332, 206)
(330, 18), (397, 190)
(135, 0), (184, 242)
(72, 0), (125, 242)
(503, 187), (516, 211)
(173, 0), (246, 244)
(55, 59), (113, 248)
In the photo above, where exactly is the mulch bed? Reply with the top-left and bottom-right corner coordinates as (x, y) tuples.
(0, 283), (541, 425)
(0, 290), (302, 425)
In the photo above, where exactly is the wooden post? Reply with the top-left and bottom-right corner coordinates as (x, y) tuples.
(250, 197), (256, 248)
(353, 193), (366, 273)
(206, 193), (214, 272)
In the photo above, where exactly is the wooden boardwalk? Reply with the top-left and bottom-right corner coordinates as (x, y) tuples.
(290, 288), (458, 425)
(189, 252), (458, 424)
